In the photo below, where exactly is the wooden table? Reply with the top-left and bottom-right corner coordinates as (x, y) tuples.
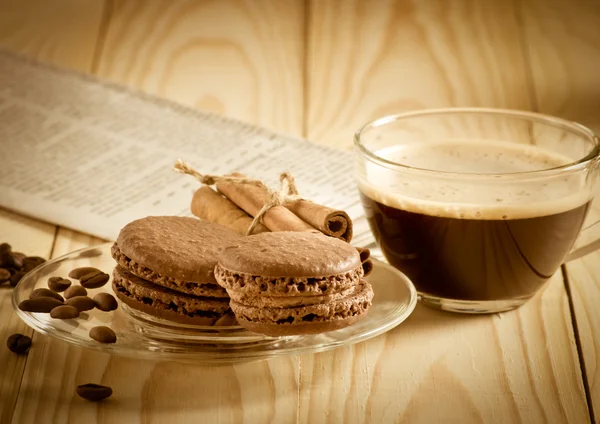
(1, 1), (599, 423)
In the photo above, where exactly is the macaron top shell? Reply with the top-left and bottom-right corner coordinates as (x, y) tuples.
(218, 232), (361, 277)
(116, 216), (241, 283)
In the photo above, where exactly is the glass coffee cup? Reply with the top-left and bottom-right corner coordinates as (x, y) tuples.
(355, 108), (600, 314)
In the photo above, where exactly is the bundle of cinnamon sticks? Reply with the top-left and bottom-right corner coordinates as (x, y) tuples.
(177, 164), (372, 276)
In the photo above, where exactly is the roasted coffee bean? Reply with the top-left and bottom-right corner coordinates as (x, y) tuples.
(0, 268), (10, 283)
(22, 256), (46, 272)
(48, 276), (71, 292)
(30, 288), (64, 302)
(1, 253), (12, 269)
(76, 383), (113, 401)
(66, 296), (96, 312)
(68, 267), (102, 280)
(7, 333), (32, 354)
(89, 326), (116, 344)
(25, 255), (45, 262)
(50, 305), (80, 319)
(79, 271), (110, 289)
(1, 251), (21, 270)
(10, 271), (27, 287)
(93, 293), (118, 312)
(0, 243), (11, 253)
(18, 297), (63, 312)
(12, 252), (25, 268)
(0, 252), (12, 269)
(64, 285), (87, 299)
(77, 249), (103, 259)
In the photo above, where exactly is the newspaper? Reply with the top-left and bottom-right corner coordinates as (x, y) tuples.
(0, 51), (373, 246)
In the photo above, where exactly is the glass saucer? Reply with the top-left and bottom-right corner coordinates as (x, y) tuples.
(13, 243), (417, 363)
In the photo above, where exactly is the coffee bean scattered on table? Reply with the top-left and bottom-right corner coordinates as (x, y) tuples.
(18, 297), (63, 313)
(65, 296), (96, 312)
(93, 293), (118, 312)
(77, 249), (103, 258)
(76, 383), (113, 401)
(64, 285), (87, 299)
(68, 267), (102, 280)
(79, 271), (110, 289)
(89, 326), (116, 344)
(0, 268), (10, 283)
(10, 271), (26, 287)
(30, 288), (64, 302)
(1, 251), (22, 269)
(3, 247), (120, 352)
(6, 334), (32, 354)
(48, 276), (71, 292)
(22, 256), (46, 272)
(13, 252), (26, 264)
(0, 243), (47, 287)
(50, 305), (80, 319)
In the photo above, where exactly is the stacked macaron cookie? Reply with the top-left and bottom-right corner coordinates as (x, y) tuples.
(111, 216), (240, 326)
(215, 232), (374, 336)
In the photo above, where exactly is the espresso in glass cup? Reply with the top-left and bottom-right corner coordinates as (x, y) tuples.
(355, 108), (600, 313)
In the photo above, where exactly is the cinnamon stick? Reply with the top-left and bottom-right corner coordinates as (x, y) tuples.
(286, 200), (353, 242)
(215, 179), (320, 234)
(217, 173), (352, 241)
(356, 247), (370, 262)
(191, 186), (269, 235)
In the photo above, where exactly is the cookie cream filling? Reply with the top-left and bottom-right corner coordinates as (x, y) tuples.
(113, 279), (227, 319)
(230, 281), (374, 324)
(112, 243), (228, 297)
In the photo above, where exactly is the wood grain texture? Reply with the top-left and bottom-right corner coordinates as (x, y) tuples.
(299, 276), (589, 424)
(305, 0), (535, 147)
(520, 0), (600, 419)
(303, 0), (590, 422)
(519, 0), (600, 129)
(0, 0), (104, 72)
(0, 1), (102, 421)
(566, 256), (600, 422)
(96, 0), (305, 134)
(0, 210), (55, 424)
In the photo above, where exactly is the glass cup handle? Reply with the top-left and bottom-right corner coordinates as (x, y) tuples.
(566, 219), (600, 262)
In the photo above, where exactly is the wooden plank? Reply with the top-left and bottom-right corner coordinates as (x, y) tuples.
(0, 210), (55, 424)
(301, 0), (590, 422)
(305, 0), (536, 147)
(11, 0), (306, 422)
(300, 279), (587, 423)
(10, 229), (108, 424)
(0, 1), (103, 421)
(0, 0), (105, 72)
(96, 0), (305, 134)
(520, 0), (600, 420)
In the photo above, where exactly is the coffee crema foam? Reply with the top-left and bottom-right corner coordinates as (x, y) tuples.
(359, 140), (592, 220)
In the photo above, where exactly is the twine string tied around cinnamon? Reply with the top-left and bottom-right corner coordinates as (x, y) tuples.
(174, 159), (302, 235)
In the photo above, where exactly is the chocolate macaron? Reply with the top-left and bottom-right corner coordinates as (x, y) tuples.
(111, 216), (240, 297)
(215, 232), (373, 336)
(112, 267), (236, 326)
